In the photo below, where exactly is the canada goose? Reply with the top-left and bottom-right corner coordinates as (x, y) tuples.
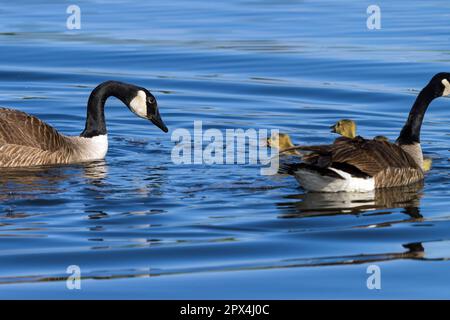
(267, 132), (301, 155)
(422, 158), (432, 172)
(373, 135), (389, 142)
(331, 119), (390, 141)
(0, 81), (168, 167)
(330, 119), (357, 139)
(283, 73), (449, 192)
(331, 119), (432, 172)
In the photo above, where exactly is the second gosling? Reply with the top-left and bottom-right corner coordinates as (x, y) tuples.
(267, 133), (301, 155)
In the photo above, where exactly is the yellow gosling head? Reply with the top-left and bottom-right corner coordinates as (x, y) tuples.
(373, 135), (389, 142)
(267, 132), (301, 155)
(267, 132), (295, 150)
(423, 157), (432, 172)
(331, 119), (356, 139)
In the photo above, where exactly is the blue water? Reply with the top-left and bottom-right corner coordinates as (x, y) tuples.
(0, 0), (450, 299)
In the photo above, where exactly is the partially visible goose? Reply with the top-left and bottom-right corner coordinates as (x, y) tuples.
(330, 118), (432, 172)
(284, 73), (449, 192)
(0, 81), (168, 167)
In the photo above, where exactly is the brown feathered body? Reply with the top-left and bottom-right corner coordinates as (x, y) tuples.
(284, 136), (424, 192)
(0, 108), (107, 167)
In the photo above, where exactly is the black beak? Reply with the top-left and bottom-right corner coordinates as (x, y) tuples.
(330, 125), (337, 133)
(150, 111), (168, 133)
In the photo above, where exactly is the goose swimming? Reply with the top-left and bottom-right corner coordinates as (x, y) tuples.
(330, 119), (432, 172)
(267, 132), (301, 155)
(283, 73), (449, 192)
(0, 80), (168, 167)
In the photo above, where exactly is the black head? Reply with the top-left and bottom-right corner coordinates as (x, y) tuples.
(128, 87), (168, 133)
(427, 72), (450, 98)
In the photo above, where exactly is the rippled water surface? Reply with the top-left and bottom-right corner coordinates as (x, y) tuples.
(1, 0), (450, 299)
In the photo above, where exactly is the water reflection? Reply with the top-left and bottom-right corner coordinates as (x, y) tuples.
(0, 240), (442, 286)
(0, 160), (108, 200)
(277, 182), (424, 219)
(267, 241), (428, 269)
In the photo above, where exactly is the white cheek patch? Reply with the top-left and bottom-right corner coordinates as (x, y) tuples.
(442, 79), (450, 96)
(129, 90), (147, 117)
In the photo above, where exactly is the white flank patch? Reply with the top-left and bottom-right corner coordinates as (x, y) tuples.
(442, 79), (450, 96)
(129, 90), (147, 118)
(75, 134), (109, 161)
(293, 167), (375, 193)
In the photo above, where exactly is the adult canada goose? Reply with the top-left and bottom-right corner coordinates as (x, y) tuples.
(283, 73), (449, 192)
(331, 119), (432, 171)
(0, 81), (168, 167)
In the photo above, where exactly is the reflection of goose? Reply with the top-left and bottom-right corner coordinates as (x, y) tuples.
(80, 161), (108, 181)
(0, 81), (168, 167)
(284, 73), (449, 192)
(0, 162), (109, 200)
(277, 182), (423, 218)
(274, 242), (426, 269)
(331, 119), (432, 172)
(0, 240), (429, 286)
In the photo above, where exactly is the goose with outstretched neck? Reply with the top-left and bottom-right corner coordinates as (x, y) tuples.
(283, 73), (450, 192)
(0, 80), (168, 167)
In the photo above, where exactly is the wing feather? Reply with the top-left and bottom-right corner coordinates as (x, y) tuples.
(0, 144), (70, 167)
(296, 136), (420, 176)
(0, 108), (68, 151)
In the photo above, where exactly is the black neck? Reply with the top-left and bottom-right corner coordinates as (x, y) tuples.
(396, 84), (438, 145)
(80, 81), (136, 138)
